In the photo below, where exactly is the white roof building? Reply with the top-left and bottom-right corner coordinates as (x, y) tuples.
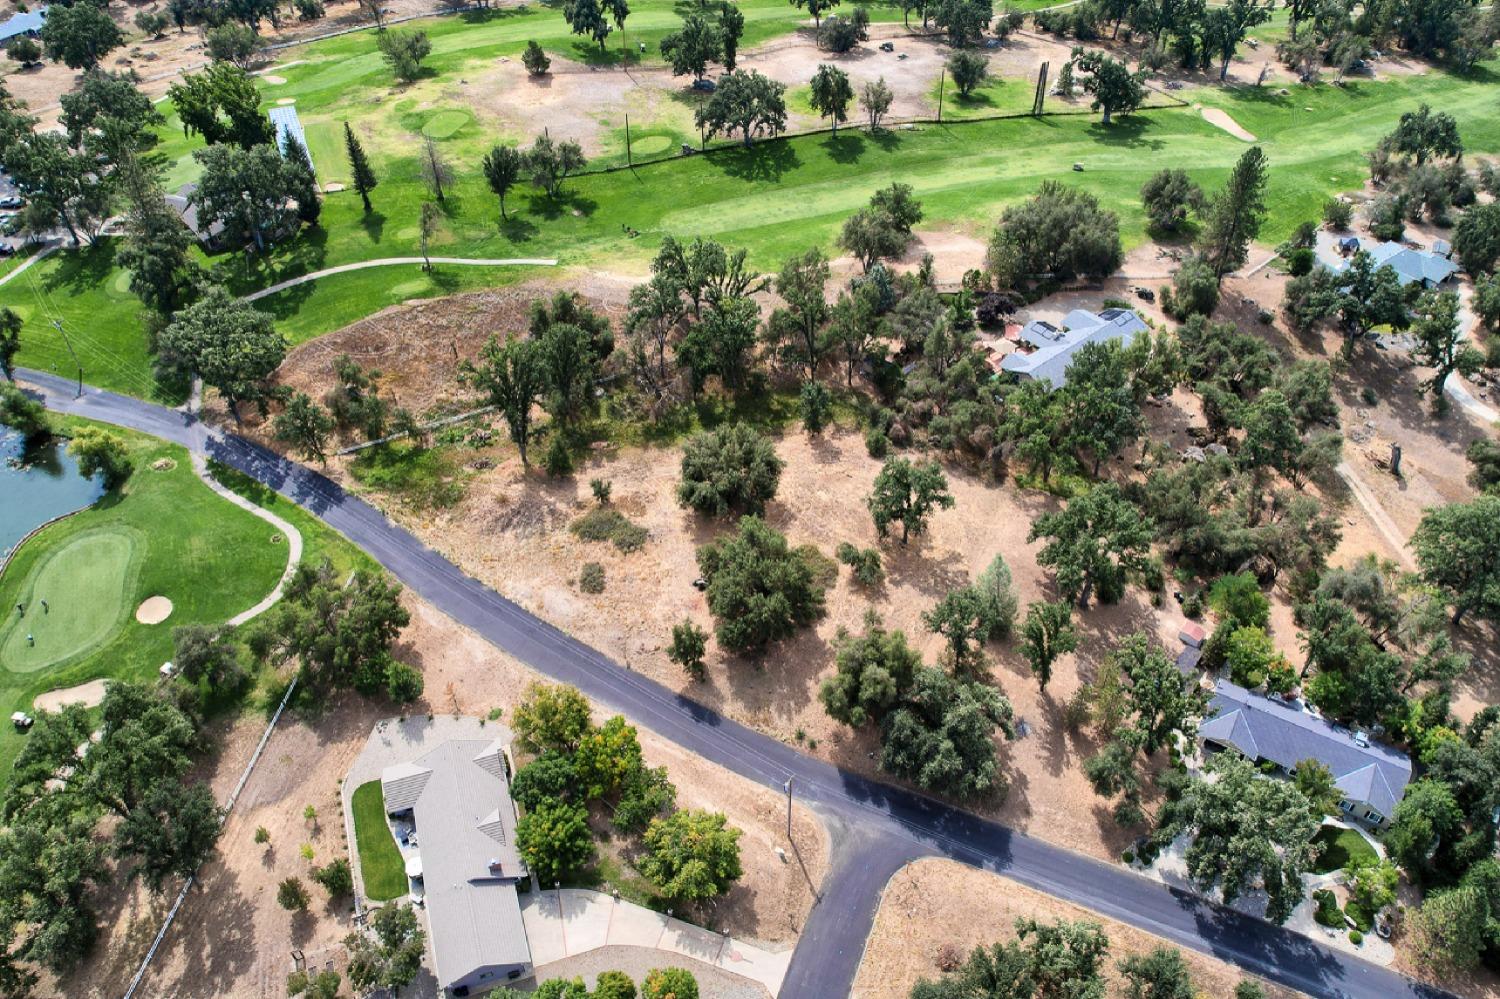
(1000, 307), (1148, 389)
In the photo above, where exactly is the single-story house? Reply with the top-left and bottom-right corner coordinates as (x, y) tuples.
(1199, 680), (1412, 827)
(1000, 308), (1148, 389)
(0, 8), (46, 45)
(1332, 239), (1459, 288)
(163, 183), (227, 251)
(268, 104), (315, 178)
(379, 738), (532, 996)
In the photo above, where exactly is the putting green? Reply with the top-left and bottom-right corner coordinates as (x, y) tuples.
(421, 109), (472, 139)
(0, 527), (142, 673)
(630, 134), (673, 156)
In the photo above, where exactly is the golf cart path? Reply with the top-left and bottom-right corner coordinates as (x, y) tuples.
(190, 451), (304, 626)
(241, 257), (558, 302)
(18, 368), (1462, 999)
(0, 243), (59, 291)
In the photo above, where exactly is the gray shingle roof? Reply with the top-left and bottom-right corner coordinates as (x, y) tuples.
(1338, 240), (1459, 287)
(380, 738), (530, 989)
(1001, 308), (1148, 389)
(1200, 681), (1412, 817)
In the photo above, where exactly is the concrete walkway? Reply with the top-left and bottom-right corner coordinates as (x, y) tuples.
(241, 256), (558, 302)
(0, 242), (59, 291)
(189, 451), (304, 626)
(521, 888), (791, 997)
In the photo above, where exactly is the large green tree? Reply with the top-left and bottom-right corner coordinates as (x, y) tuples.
(1412, 495), (1500, 626)
(821, 613), (922, 727)
(460, 334), (545, 467)
(156, 288), (286, 422)
(1197, 145), (1269, 277)
(867, 458), (955, 545)
(660, 13), (721, 79)
(1028, 484), (1154, 607)
(880, 667), (1014, 798)
(696, 516), (826, 653)
(695, 69), (788, 146)
(1154, 751), (1321, 923)
(41, 2), (124, 70)
(345, 903), (426, 993)
(1019, 600), (1077, 691)
(676, 423), (784, 516)
(639, 809), (743, 901)
(911, 918), (1109, 999)
(809, 63), (855, 134)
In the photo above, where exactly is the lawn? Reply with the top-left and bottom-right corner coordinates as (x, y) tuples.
(0, 416), (290, 779)
(6, 0), (1498, 399)
(351, 779), (408, 901)
(1311, 824), (1378, 874)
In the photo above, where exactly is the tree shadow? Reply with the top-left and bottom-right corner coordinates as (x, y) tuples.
(1085, 115), (1166, 151)
(821, 131), (866, 165)
(710, 140), (801, 182)
(499, 214), (540, 242)
(359, 211), (386, 244)
(525, 190), (599, 221)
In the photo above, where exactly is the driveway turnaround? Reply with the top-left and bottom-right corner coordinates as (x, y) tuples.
(19, 369), (1458, 999)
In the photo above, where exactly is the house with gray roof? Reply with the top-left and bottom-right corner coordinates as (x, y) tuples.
(1331, 239), (1458, 288)
(1199, 680), (1412, 827)
(1000, 307), (1148, 389)
(379, 738), (532, 996)
(163, 183), (226, 251)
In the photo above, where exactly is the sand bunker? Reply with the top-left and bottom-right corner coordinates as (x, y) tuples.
(33, 678), (109, 712)
(275, 97), (296, 105)
(135, 595), (173, 624)
(1200, 106), (1256, 142)
(262, 75), (287, 85)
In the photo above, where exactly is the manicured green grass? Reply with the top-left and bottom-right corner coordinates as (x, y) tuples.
(1311, 824), (1378, 874)
(0, 417), (289, 779)
(7, 0), (1499, 400)
(0, 528), (140, 670)
(351, 780), (408, 901)
(205, 459), (377, 576)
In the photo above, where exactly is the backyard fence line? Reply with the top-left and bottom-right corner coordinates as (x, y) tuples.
(121, 674), (301, 999)
(569, 82), (1193, 180)
(333, 403), (498, 455)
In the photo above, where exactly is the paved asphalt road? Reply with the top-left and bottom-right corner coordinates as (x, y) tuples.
(18, 369), (1457, 999)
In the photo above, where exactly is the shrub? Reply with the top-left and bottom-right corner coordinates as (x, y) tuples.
(522, 38), (551, 75)
(384, 660), (424, 702)
(1163, 257), (1219, 319)
(697, 516), (826, 653)
(590, 478), (612, 504)
(1349, 929), (1364, 945)
(278, 877), (311, 911)
(864, 425), (889, 458)
(544, 434), (573, 477)
(835, 541), (885, 587)
(571, 508), (649, 552)
(255, 826), (271, 845)
(312, 858), (353, 896)
(1323, 197), (1353, 229)
(579, 562), (606, 594)
(800, 380), (833, 432)
(1312, 888), (1344, 928)
(677, 423), (784, 517)
(1286, 246), (1315, 276)
(668, 619), (710, 680)
(643, 968), (699, 999)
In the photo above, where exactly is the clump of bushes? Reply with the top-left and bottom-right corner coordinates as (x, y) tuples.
(579, 562), (606, 594)
(836, 542), (885, 587)
(571, 508), (648, 552)
(1313, 888), (1344, 928)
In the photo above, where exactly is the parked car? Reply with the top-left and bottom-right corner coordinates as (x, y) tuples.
(879, 41), (894, 51)
(690, 78), (716, 92)
(0, 196), (23, 209)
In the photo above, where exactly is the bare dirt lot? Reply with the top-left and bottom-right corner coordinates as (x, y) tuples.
(55, 591), (827, 999)
(851, 858), (1304, 999)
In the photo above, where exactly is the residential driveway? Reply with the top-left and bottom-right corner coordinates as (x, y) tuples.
(521, 888), (789, 996)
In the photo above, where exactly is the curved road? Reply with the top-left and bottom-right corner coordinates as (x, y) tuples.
(18, 369), (1455, 999)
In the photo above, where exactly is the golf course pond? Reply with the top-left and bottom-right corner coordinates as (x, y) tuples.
(1, 426), (105, 562)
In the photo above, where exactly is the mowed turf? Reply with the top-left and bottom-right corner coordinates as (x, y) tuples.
(0, 417), (288, 778)
(352, 780), (408, 901)
(0, 527), (141, 671)
(6, 0), (1498, 397)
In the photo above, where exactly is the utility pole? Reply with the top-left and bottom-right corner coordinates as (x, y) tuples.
(51, 319), (83, 397)
(784, 777), (793, 838)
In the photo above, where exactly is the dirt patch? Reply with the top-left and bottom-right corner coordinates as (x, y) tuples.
(851, 858), (1305, 999)
(57, 590), (825, 998)
(33, 677), (110, 712)
(134, 595), (173, 624)
(1200, 105), (1256, 141)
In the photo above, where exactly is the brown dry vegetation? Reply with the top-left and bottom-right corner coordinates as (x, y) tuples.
(851, 858), (1304, 999)
(54, 591), (827, 998)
